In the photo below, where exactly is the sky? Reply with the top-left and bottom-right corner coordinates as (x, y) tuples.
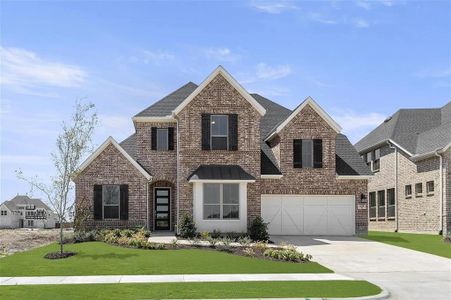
(1, 0), (450, 202)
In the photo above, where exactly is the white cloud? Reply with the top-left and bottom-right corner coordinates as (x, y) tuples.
(256, 63), (292, 80)
(250, 0), (298, 14)
(355, 1), (372, 10)
(130, 49), (175, 64)
(352, 18), (370, 28)
(414, 68), (451, 78)
(240, 63), (292, 84)
(332, 111), (386, 143)
(204, 47), (240, 62)
(307, 12), (338, 25)
(0, 47), (86, 89)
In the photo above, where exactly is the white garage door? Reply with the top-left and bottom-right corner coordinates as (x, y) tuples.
(261, 195), (355, 236)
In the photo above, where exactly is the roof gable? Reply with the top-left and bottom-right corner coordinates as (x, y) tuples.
(172, 66), (266, 116)
(265, 96), (341, 141)
(76, 137), (152, 180)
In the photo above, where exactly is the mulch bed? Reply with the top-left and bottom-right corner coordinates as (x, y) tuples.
(44, 252), (77, 259)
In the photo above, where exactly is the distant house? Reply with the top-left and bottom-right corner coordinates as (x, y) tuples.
(0, 195), (57, 229)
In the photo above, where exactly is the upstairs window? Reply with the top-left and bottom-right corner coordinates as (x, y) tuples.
(365, 149), (380, 172)
(415, 183), (423, 197)
(151, 127), (174, 151)
(201, 114), (238, 151)
(405, 184), (412, 198)
(211, 115), (228, 150)
(426, 181), (434, 194)
(0, 210), (7, 216)
(293, 139), (322, 168)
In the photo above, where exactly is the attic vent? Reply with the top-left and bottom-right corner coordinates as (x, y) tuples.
(383, 116), (392, 123)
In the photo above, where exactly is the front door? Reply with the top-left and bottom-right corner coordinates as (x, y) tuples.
(154, 188), (170, 230)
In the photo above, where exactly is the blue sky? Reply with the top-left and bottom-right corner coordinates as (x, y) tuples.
(1, 0), (450, 201)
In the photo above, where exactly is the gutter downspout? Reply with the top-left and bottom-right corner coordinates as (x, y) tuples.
(387, 141), (399, 231)
(435, 150), (443, 234)
(146, 181), (149, 230)
(176, 118), (180, 235)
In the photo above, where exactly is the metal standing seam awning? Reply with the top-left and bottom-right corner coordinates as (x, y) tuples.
(187, 165), (256, 182)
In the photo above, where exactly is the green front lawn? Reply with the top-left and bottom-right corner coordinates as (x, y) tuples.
(365, 231), (451, 259)
(0, 281), (382, 300)
(0, 241), (331, 276)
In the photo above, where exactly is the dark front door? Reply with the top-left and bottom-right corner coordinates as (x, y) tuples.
(154, 188), (170, 230)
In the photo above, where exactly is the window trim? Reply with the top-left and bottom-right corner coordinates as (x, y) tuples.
(405, 184), (412, 198)
(415, 183), (423, 197)
(102, 184), (121, 220)
(202, 183), (240, 221)
(156, 128), (169, 151)
(426, 181), (434, 195)
(210, 115), (229, 151)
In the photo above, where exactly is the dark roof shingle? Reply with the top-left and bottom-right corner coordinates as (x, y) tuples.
(188, 165), (255, 181)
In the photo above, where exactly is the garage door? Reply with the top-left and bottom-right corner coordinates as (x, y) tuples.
(261, 195), (355, 236)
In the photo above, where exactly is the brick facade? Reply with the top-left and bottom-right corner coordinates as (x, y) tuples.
(367, 144), (449, 234)
(74, 144), (148, 229)
(75, 71), (369, 234)
(261, 105), (368, 234)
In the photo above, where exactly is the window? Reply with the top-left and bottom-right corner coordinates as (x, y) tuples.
(203, 183), (239, 220)
(302, 139), (313, 168)
(27, 220), (34, 227)
(426, 181), (434, 194)
(103, 185), (120, 219)
(156, 128), (168, 151)
(211, 115), (228, 150)
(366, 152), (372, 167)
(415, 183), (423, 196)
(0, 210), (7, 216)
(369, 192), (376, 219)
(377, 190), (385, 218)
(405, 185), (412, 198)
(372, 149), (380, 171)
(293, 139), (322, 168)
(387, 188), (395, 218)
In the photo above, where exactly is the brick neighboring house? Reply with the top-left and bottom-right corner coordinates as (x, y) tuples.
(355, 102), (451, 235)
(0, 195), (57, 229)
(74, 66), (371, 236)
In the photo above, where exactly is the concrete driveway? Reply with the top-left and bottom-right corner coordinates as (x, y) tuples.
(272, 236), (451, 300)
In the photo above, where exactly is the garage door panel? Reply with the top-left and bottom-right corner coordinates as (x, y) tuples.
(261, 195), (355, 236)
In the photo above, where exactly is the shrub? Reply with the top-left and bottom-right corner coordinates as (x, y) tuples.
(121, 229), (134, 238)
(243, 247), (255, 257)
(210, 229), (221, 239)
(254, 241), (268, 252)
(207, 236), (220, 247)
(178, 214), (197, 238)
(200, 231), (210, 240)
(238, 236), (252, 247)
(73, 230), (98, 243)
(248, 216), (269, 242)
(221, 237), (232, 247)
(263, 245), (312, 262)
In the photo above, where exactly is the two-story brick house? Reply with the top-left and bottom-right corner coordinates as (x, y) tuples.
(74, 66), (371, 236)
(355, 102), (451, 235)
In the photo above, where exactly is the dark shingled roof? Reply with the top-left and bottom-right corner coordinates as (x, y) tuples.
(336, 134), (372, 176)
(1, 195), (51, 211)
(134, 82), (198, 117)
(188, 165), (255, 181)
(355, 102), (451, 156)
(121, 82), (370, 177)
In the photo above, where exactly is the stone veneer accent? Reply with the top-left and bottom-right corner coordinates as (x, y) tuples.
(368, 144), (450, 234)
(74, 144), (148, 229)
(261, 105), (368, 234)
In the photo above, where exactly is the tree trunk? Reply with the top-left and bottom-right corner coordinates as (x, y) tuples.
(59, 216), (64, 254)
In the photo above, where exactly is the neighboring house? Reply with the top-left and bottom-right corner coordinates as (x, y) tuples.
(355, 102), (451, 235)
(74, 66), (371, 236)
(0, 195), (57, 229)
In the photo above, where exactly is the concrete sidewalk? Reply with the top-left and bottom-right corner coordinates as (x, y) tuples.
(0, 273), (355, 286)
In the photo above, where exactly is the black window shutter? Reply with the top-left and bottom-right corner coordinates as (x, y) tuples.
(201, 114), (211, 150)
(120, 184), (129, 220)
(293, 139), (303, 168)
(228, 114), (238, 151)
(313, 139), (323, 168)
(151, 127), (157, 150)
(168, 127), (174, 150)
(93, 185), (103, 220)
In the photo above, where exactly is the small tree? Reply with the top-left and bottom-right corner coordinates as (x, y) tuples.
(17, 101), (98, 255)
(248, 216), (269, 242)
(178, 214), (197, 238)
